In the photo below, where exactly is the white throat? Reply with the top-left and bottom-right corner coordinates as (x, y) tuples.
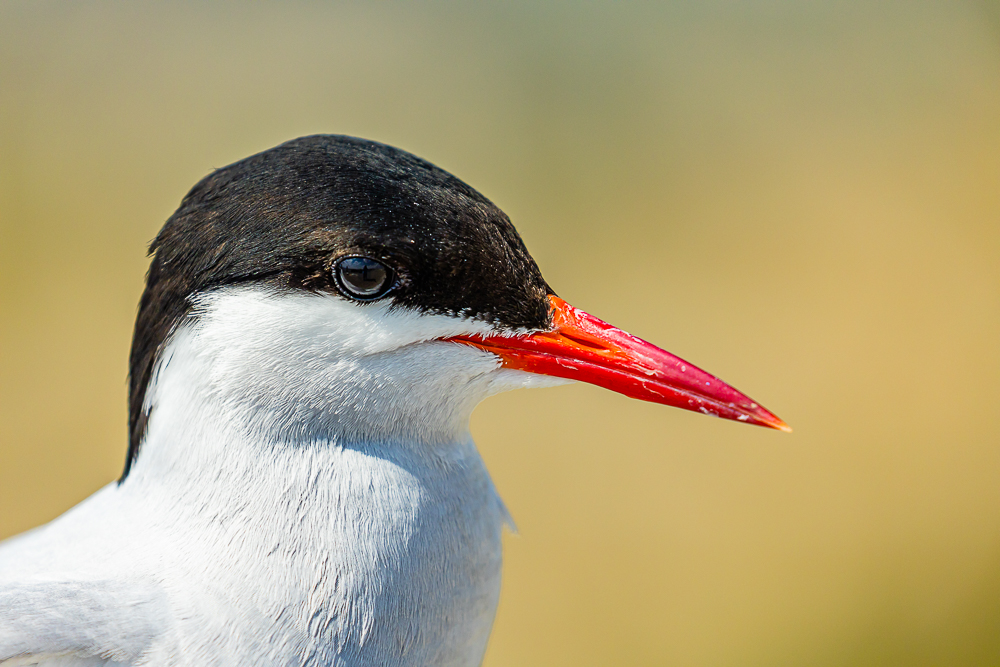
(119, 286), (564, 666)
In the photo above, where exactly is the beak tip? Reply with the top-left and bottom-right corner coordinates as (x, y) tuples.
(769, 418), (793, 433)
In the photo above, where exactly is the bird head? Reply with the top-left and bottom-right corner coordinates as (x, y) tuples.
(124, 135), (786, 479)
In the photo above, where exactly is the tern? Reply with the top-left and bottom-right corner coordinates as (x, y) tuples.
(0, 135), (788, 667)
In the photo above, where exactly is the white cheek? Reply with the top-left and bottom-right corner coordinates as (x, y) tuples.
(150, 286), (557, 447)
(189, 287), (502, 360)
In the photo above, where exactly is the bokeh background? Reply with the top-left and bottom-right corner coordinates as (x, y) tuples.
(2, 1), (999, 665)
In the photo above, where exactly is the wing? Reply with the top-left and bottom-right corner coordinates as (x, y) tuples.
(0, 578), (168, 667)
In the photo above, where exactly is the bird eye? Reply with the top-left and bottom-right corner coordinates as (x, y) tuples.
(334, 256), (393, 300)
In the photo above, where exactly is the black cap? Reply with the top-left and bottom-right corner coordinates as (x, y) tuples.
(124, 135), (554, 479)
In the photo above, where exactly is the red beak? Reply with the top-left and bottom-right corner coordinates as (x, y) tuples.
(450, 295), (790, 432)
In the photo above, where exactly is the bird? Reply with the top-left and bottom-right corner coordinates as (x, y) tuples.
(0, 135), (788, 667)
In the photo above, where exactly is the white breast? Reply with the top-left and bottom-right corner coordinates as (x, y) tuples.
(0, 287), (565, 666)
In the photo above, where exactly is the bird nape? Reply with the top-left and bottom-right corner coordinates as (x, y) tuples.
(0, 135), (787, 667)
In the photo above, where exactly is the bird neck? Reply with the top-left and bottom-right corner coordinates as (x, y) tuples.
(121, 316), (510, 665)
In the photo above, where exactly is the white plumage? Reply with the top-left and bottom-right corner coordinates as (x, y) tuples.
(0, 134), (788, 666)
(0, 287), (564, 666)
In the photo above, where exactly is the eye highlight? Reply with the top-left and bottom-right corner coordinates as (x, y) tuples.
(334, 256), (394, 301)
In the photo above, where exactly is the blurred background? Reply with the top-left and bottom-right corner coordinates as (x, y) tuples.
(1, 1), (999, 664)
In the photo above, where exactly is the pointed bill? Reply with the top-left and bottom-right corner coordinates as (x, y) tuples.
(450, 296), (790, 431)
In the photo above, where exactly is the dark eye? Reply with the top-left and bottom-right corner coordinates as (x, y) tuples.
(334, 256), (393, 300)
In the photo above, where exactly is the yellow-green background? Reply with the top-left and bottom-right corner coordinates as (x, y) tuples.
(2, 2), (999, 665)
